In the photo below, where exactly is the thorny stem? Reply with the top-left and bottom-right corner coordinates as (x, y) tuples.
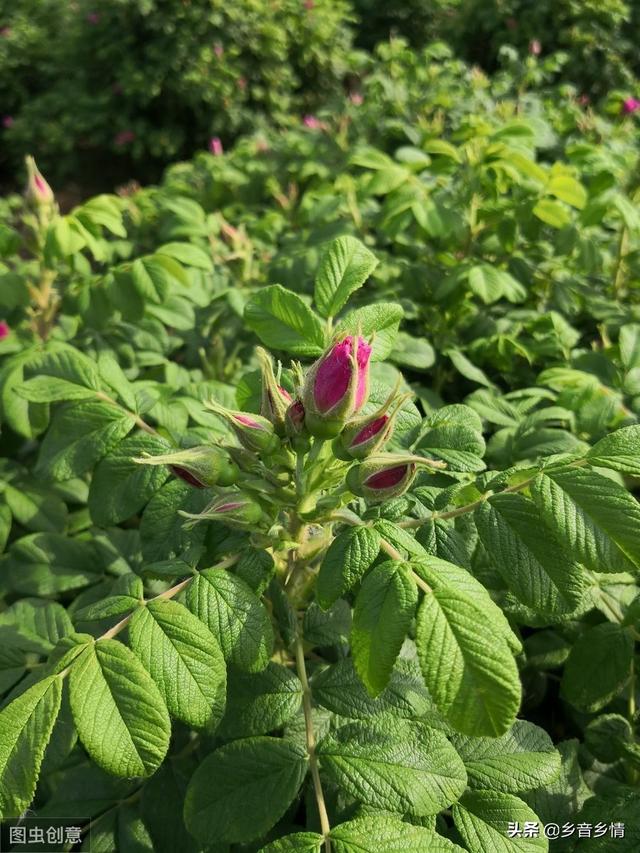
(294, 627), (332, 851)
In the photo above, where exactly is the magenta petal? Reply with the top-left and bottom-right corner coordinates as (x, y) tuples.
(216, 501), (244, 512)
(355, 337), (372, 409)
(278, 385), (292, 402)
(235, 413), (263, 429)
(352, 415), (388, 447)
(366, 464), (408, 490)
(170, 465), (206, 488)
(314, 339), (353, 412)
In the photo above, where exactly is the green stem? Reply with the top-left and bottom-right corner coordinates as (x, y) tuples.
(95, 391), (158, 437)
(295, 627), (332, 851)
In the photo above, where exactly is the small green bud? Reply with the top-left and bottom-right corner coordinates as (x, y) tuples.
(132, 445), (239, 488)
(205, 399), (280, 454)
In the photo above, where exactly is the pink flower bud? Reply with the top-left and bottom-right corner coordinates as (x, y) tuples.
(2, 115), (14, 129)
(622, 98), (640, 115)
(132, 445), (239, 488)
(334, 386), (411, 460)
(214, 43), (224, 58)
(346, 453), (445, 501)
(257, 347), (292, 436)
(303, 115), (322, 130)
(529, 39), (541, 56)
(205, 399), (281, 454)
(24, 156), (54, 206)
(209, 136), (224, 156)
(115, 130), (135, 146)
(179, 492), (265, 529)
(302, 335), (372, 438)
(86, 12), (100, 25)
(0, 320), (10, 340)
(349, 92), (364, 106)
(285, 400), (306, 437)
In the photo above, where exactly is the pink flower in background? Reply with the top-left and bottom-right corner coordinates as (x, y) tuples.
(114, 129), (135, 146)
(529, 39), (541, 56)
(0, 27), (11, 38)
(349, 92), (364, 106)
(214, 43), (224, 58)
(0, 321), (10, 340)
(303, 114), (324, 130)
(578, 94), (590, 107)
(2, 116), (14, 128)
(304, 0), (315, 9)
(209, 136), (223, 155)
(622, 97), (640, 115)
(238, 76), (247, 91)
(256, 139), (270, 153)
(86, 12), (100, 25)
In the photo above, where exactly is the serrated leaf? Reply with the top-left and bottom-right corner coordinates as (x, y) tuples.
(0, 676), (63, 817)
(352, 561), (418, 696)
(0, 598), (73, 655)
(414, 558), (521, 736)
(561, 622), (633, 713)
(244, 285), (326, 356)
(530, 466), (640, 573)
(475, 493), (586, 616)
(317, 526), (380, 610)
(4, 481), (68, 533)
(15, 376), (98, 403)
(314, 236), (378, 318)
(186, 567), (273, 672)
(451, 720), (560, 793)
(453, 790), (548, 852)
(533, 198), (571, 228)
(3, 533), (99, 596)
(218, 662), (302, 738)
(330, 814), (465, 853)
(69, 639), (171, 777)
(36, 401), (135, 481)
(547, 174), (587, 209)
(140, 479), (209, 563)
(261, 833), (323, 852)
(335, 303), (403, 361)
(157, 242), (213, 270)
(129, 598), (226, 729)
(184, 737), (308, 844)
(317, 719), (467, 816)
(587, 425), (640, 475)
(89, 434), (170, 526)
(312, 657), (430, 720)
(75, 573), (143, 621)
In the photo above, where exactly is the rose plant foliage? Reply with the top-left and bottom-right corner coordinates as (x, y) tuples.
(0, 131), (639, 852)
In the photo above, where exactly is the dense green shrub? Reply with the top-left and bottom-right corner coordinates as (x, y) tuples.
(0, 0), (357, 187)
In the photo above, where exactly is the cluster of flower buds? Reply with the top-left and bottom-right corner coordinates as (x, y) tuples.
(205, 399), (280, 455)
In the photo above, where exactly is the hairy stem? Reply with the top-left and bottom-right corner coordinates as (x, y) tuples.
(294, 627), (332, 851)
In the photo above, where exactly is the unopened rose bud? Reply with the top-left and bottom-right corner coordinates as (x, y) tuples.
(529, 39), (541, 56)
(622, 97), (640, 116)
(0, 320), (9, 340)
(302, 335), (372, 438)
(179, 492), (265, 529)
(205, 399), (280, 455)
(285, 399), (305, 437)
(24, 156), (54, 207)
(334, 386), (411, 460)
(346, 453), (445, 502)
(132, 445), (239, 488)
(257, 347), (292, 436)
(209, 136), (223, 156)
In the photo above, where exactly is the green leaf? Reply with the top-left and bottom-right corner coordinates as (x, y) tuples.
(75, 574), (143, 621)
(157, 242), (213, 270)
(3, 533), (99, 596)
(184, 737), (308, 844)
(15, 376), (98, 403)
(218, 662), (302, 738)
(453, 790), (547, 852)
(317, 719), (467, 816)
(129, 599), (226, 729)
(561, 622), (633, 712)
(446, 348), (493, 388)
(89, 434), (170, 526)
(186, 567), (273, 672)
(303, 600), (351, 647)
(0, 675), (63, 817)
(335, 303), (404, 362)
(130, 255), (188, 303)
(140, 479), (209, 563)
(414, 557), (521, 736)
(587, 425), (640, 476)
(314, 236), (378, 318)
(533, 198), (571, 228)
(530, 466), (640, 573)
(547, 174), (587, 209)
(468, 265), (526, 305)
(451, 720), (561, 794)
(330, 814), (465, 853)
(417, 422), (486, 472)
(36, 401), (136, 481)
(316, 526), (380, 610)
(352, 561), (418, 696)
(261, 833), (323, 852)
(0, 598), (73, 655)
(312, 657), (431, 720)
(69, 639), (171, 777)
(0, 501), (10, 554)
(475, 493), (586, 616)
(389, 331), (435, 371)
(4, 481), (68, 533)
(244, 285), (326, 356)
